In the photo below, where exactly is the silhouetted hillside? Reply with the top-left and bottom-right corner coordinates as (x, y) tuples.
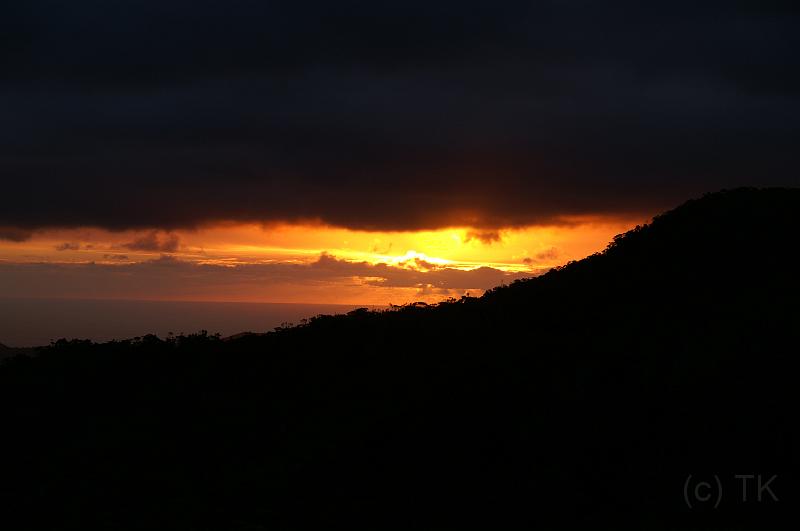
(0, 342), (32, 361)
(1, 188), (797, 530)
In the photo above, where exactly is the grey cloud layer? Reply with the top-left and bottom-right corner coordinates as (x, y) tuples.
(0, 254), (531, 300)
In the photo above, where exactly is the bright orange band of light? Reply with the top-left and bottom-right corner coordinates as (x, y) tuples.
(0, 217), (641, 304)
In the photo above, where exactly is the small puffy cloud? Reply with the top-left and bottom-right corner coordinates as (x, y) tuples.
(524, 247), (560, 265)
(465, 230), (502, 244)
(407, 258), (441, 271)
(535, 247), (560, 261)
(123, 232), (180, 253)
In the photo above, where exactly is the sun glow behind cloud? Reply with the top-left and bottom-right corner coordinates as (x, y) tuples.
(0, 217), (640, 304)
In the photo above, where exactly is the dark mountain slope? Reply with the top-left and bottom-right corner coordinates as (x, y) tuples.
(0, 342), (35, 359)
(1, 188), (798, 530)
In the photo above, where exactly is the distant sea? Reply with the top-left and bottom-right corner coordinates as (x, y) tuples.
(0, 298), (376, 347)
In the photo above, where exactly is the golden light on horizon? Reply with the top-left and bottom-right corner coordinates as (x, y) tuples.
(0, 216), (643, 304)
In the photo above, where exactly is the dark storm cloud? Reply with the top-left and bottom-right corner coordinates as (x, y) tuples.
(2, 0), (799, 235)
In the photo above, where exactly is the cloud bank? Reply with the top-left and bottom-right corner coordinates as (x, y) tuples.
(2, 1), (799, 237)
(0, 253), (532, 302)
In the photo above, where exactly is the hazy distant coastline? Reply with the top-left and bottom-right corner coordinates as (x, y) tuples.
(0, 298), (375, 347)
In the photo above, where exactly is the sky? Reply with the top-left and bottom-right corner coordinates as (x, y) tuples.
(2, 1), (799, 305)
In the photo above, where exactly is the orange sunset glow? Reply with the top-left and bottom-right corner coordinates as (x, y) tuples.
(0, 217), (640, 304)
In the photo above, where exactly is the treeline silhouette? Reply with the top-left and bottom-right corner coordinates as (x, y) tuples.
(1, 188), (797, 530)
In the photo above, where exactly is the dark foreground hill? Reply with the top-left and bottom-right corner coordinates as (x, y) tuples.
(0, 342), (35, 361)
(1, 189), (798, 530)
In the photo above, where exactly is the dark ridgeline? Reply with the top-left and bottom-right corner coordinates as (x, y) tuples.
(1, 188), (797, 530)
